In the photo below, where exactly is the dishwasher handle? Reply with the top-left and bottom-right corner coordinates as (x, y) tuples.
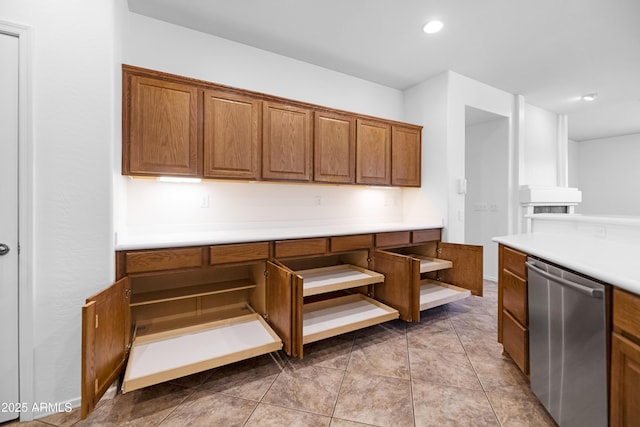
(526, 261), (604, 299)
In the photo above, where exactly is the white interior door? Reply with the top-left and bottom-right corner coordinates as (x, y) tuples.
(0, 31), (20, 424)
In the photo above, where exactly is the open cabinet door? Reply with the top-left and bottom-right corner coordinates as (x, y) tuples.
(81, 278), (131, 419)
(266, 261), (295, 356)
(373, 250), (419, 321)
(437, 243), (483, 296)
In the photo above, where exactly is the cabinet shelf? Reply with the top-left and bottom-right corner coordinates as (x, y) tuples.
(419, 279), (471, 311)
(297, 264), (385, 297)
(407, 255), (453, 273)
(122, 313), (282, 393)
(130, 279), (256, 307)
(302, 293), (398, 345)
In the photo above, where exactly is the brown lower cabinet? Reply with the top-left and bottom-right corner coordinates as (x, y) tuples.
(497, 244), (529, 375)
(81, 228), (484, 419)
(373, 230), (483, 322)
(611, 287), (640, 426)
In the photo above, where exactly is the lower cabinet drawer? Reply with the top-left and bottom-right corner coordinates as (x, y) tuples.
(375, 231), (410, 248)
(274, 238), (327, 258)
(502, 269), (527, 326)
(330, 234), (373, 253)
(124, 247), (203, 273)
(411, 229), (441, 244)
(502, 309), (529, 375)
(502, 246), (527, 279)
(209, 242), (269, 265)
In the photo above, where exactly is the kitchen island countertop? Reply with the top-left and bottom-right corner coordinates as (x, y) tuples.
(493, 232), (640, 295)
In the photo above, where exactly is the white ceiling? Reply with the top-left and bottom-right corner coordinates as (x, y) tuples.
(128, 0), (640, 141)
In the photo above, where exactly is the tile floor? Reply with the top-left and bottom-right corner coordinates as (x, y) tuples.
(6, 281), (555, 427)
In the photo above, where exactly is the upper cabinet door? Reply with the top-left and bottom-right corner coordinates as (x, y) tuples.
(314, 111), (356, 184)
(262, 101), (312, 181)
(356, 119), (391, 185)
(124, 74), (199, 176)
(391, 125), (422, 187)
(203, 89), (261, 180)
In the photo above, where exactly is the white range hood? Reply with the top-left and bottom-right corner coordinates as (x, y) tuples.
(519, 185), (582, 231)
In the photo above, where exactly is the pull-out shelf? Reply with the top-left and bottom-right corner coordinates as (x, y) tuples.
(302, 293), (398, 345)
(122, 312), (282, 393)
(419, 279), (471, 311)
(297, 264), (385, 297)
(410, 255), (453, 273)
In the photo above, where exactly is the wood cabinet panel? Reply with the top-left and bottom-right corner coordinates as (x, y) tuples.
(502, 246), (527, 279)
(314, 111), (355, 183)
(209, 242), (269, 265)
(502, 309), (529, 375)
(266, 261), (295, 356)
(372, 250), (418, 321)
(375, 231), (410, 248)
(274, 238), (327, 258)
(330, 234), (373, 253)
(411, 229), (441, 244)
(391, 125), (421, 187)
(614, 287), (640, 339)
(203, 89), (260, 179)
(502, 269), (527, 325)
(124, 248), (203, 274)
(262, 102), (312, 181)
(124, 74), (199, 176)
(356, 119), (391, 185)
(611, 331), (640, 426)
(436, 242), (483, 296)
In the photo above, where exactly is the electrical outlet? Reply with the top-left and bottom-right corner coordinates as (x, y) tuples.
(200, 195), (210, 208)
(315, 196), (322, 206)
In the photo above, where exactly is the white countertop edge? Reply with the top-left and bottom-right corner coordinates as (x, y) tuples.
(526, 213), (640, 226)
(493, 233), (640, 295)
(115, 222), (443, 251)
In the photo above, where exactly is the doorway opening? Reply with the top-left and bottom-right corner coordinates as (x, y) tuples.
(464, 106), (509, 281)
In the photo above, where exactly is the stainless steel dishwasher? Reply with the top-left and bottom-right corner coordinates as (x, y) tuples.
(526, 257), (610, 427)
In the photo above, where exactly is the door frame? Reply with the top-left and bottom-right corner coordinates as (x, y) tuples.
(0, 20), (33, 422)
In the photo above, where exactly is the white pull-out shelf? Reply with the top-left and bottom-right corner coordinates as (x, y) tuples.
(419, 279), (471, 311)
(411, 256), (453, 274)
(302, 293), (398, 345)
(297, 264), (385, 297)
(122, 313), (282, 393)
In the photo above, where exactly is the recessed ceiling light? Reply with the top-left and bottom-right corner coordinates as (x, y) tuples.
(582, 93), (598, 101)
(423, 20), (444, 34)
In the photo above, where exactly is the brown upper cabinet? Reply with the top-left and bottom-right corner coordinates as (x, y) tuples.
(262, 101), (313, 181)
(356, 119), (392, 185)
(122, 65), (422, 186)
(203, 89), (261, 180)
(392, 125), (422, 187)
(123, 73), (199, 176)
(314, 111), (356, 184)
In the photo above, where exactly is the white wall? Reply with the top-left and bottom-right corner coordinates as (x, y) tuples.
(3, 0), (116, 418)
(568, 138), (580, 188)
(119, 11), (409, 234)
(576, 133), (640, 215)
(465, 118), (510, 281)
(522, 103), (559, 186)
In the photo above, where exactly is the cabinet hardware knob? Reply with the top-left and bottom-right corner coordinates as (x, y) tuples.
(0, 243), (9, 256)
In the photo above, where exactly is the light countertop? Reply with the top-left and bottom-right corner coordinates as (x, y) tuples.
(493, 232), (640, 295)
(116, 222), (443, 251)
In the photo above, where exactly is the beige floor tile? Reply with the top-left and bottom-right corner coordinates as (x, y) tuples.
(75, 382), (192, 426)
(467, 353), (534, 397)
(412, 379), (499, 427)
(406, 317), (465, 354)
(244, 403), (330, 427)
(197, 354), (282, 401)
(456, 326), (504, 358)
(288, 332), (354, 370)
(261, 364), (344, 416)
(32, 407), (81, 427)
(159, 390), (256, 427)
(348, 324), (410, 380)
(449, 310), (498, 333)
(330, 418), (379, 427)
(409, 348), (483, 390)
(487, 391), (556, 427)
(333, 371), (413, 427)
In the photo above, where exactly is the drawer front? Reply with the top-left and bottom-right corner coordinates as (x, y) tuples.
(375, 231), (410, 248)
(209, 242), (269, 265)
(411, 229), (441, 244)
(274, 238), (327, 258)
(125, 247), (203, 273)
(614, 287), (640, 338)
(502, 245), (527, 279)
(502, 310), (529, 375)
(502, 269), (528, 326)
(330, 234), (373, 253)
